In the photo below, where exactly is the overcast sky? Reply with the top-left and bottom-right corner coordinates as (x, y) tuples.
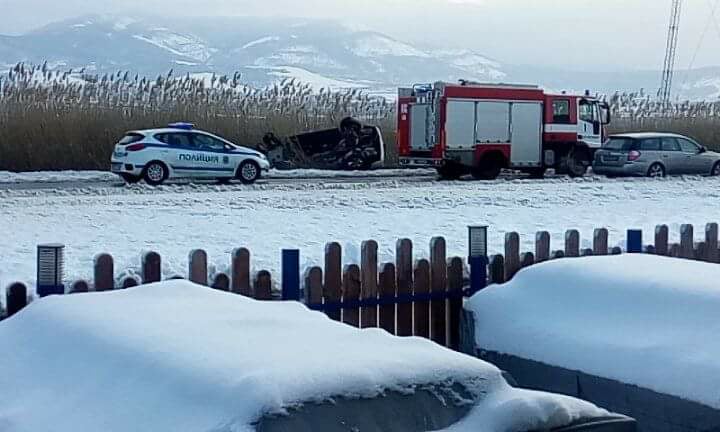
(1, 0), (719, 70)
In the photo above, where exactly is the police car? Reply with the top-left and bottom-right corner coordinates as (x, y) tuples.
(110, 123), (270, 185)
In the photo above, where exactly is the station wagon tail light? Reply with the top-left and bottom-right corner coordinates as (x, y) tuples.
(126, 143), (147, 152)
(628, 150), (641, 162)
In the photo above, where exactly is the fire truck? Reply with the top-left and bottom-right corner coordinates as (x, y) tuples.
(397, 81), (611, 179)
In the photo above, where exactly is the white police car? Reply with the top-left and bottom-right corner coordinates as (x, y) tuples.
(110, 123), (270, 185)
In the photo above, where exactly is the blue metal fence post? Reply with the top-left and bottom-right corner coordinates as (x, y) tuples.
(469, 256), (488, 296)
(627, 230), (643, 253)
(281, 249), (300, 301)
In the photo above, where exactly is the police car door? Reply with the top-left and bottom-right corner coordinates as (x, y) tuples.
(162, 132), (200, 178)
(190, 133), (234, 177)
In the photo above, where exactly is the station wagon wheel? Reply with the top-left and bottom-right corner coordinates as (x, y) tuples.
(237, 160), (261, 184)
(647, 163), (665, 178)
(712, 162), (720, 176)
(143, 161), (167, 186)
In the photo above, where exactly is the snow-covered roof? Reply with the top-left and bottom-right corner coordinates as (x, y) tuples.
(465, 254), (720, 409)
(0, 281), (607, 432)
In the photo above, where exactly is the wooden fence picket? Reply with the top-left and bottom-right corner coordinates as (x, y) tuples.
(189, 249), (208, 285)
(504, 232), (520, 280)
(413, 259), (431, 338)
(69, 280), (89, 293)
(94, 253), (114, 291)
(6, 282), (27, 318)
(378, 263), (396, 335)
(232, 248), (251, 296)
(430, 237), (447, 346)
(121, 276), (139, 289)
(360, 240), (378, 329)
(211, 273), (230, 291)
(323, 243), (342, 321)
(489, 254), (505, 284)
(342, 264), (361, 327)
(706, 223), (719, 263)
(142, 251), (161, 284)
(655, 225), (669, 256)
(680, 225), (694, 259)
(565, 230), (580, 257)
(304, 267), (323, 308)
(395, 239), (413, 337)
(535, 231), (550, 263)
(254, 271), (272, 300)
(593, 228), (609, 255)
(520, 252), (535, 269)
(669, 243), (680, 258)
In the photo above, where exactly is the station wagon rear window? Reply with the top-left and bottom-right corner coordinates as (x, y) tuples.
(118, 133), (144, 145)
(603, 138), (637, 151)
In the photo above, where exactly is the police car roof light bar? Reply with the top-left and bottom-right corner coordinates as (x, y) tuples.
(168, 122), (195, 130)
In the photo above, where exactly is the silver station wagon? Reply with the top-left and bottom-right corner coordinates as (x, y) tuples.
(593, 133), (720, 178)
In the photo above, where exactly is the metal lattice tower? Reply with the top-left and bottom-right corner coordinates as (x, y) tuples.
(659, 0), (683, 106)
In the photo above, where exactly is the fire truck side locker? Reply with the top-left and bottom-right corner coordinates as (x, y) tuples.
(509, 102), (543, 167)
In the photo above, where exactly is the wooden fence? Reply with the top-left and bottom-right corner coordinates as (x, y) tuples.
(487, 223), (719, 284)
(2, 222), (718, 349)
(2, 238), (467, 350)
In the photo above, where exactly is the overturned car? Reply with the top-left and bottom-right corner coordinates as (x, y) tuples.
(258, 117), (384, 170)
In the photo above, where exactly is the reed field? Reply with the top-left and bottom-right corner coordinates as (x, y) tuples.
(0, 63), (718, 171)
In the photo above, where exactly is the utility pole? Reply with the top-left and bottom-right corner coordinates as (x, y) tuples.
(659, 0), (683, 108)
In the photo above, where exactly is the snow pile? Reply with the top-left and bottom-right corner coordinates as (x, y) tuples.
(439, 388), (606, 432)
(465, 254), (720, 408)
(0, 281), (607, 432)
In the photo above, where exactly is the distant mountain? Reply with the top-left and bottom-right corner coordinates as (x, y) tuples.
(1, 14), (718, 100)
(0, 15), (504, 94)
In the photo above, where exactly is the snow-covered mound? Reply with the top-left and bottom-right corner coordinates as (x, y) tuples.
(465, 254), (720, 409)
(0, 281), (607, 432)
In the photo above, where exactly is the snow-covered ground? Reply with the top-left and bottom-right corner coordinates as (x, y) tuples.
(0, 170), (116, 184)
(0, 168), (434, 184)
(0, 280), (608, 432)
(464, 254), (720, 409)
(1, 175), (718, 293)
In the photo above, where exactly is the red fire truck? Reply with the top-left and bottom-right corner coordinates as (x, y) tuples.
(397, 81), (610, 179)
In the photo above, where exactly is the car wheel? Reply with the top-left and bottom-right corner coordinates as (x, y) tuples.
(711, 162), (720, 176)
(119, 173), (140, 184)
(647, 163), (665, 178)
(142, 162), (168, 186)
(237, 160), (261, 184)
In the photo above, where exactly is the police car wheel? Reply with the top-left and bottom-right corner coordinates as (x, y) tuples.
(143, 161), (167, 186)
(237, 160), (260, 184)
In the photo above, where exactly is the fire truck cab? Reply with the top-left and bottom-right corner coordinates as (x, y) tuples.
(397, 81), (610, 179)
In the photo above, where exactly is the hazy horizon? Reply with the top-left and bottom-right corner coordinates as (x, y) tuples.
(1, 0), (719, 71)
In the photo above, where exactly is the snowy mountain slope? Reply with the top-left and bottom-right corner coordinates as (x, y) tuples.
(0, 14), (718, 98)
(0, 15), (506, 90)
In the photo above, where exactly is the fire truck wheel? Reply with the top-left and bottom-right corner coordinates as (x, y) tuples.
(566, 149), (590, 178)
